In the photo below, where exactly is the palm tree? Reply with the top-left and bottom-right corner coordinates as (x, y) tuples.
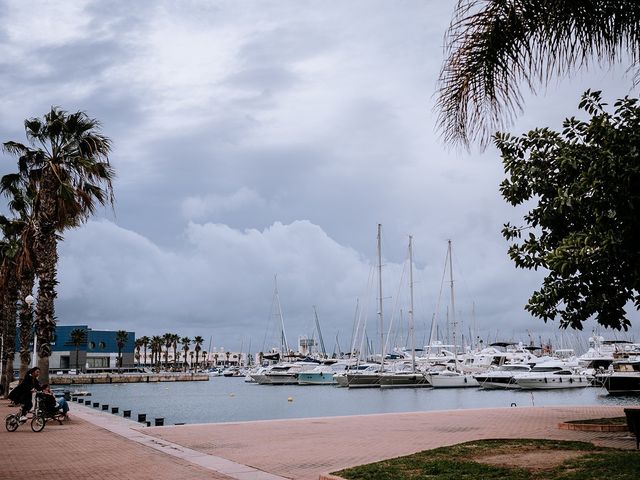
(134, 338), (145, 367)
(225, 351), (231, 366)
(115, 330), (128, 371)
(3, 107), (115, 383)
(437, 0), (640, 147)
(150, 335), (163, 370)
(0, 232), (19, 397)
(139, 335), (150, 368)
(69, 328), (87, 372)
(180, 337), (191, 371)
(0, 171), (37, 379)
(162, 333), (173, 370)
(193, 336), (204, 370)
(171, 334), (180, 369)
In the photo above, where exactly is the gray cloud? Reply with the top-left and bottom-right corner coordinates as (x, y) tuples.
(2, 0), (639, 352)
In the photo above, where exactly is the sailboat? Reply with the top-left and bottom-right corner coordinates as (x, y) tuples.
(341, 224), (386, 388)
(426, 240), (479, 388)
(379, 235), (430, 388)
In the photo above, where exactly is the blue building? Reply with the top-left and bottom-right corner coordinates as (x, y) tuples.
(16, 325), (136, 373)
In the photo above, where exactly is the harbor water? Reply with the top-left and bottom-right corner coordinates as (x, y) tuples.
(73, 376), (640, 426)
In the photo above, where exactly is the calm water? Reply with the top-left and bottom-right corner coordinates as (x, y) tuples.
(72, 377), (640, 426)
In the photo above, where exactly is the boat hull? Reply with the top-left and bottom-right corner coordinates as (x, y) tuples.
(344, 373), (381, 388)
(515, 375), (590, 390)
(297, 372), (337, 385)
(427, 373), (479, 388)
(599, 373), (640, 394)
(379, 373), (431, 388)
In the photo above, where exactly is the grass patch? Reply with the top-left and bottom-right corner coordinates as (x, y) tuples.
(565, 417), (627, 425)
(333, 439), (640, 480)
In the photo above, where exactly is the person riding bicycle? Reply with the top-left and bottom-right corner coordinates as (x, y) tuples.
(39, 384), (70, 419)
(8, 367), (42, 421)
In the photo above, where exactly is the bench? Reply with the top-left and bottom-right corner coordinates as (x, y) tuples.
(624, 408), (640, 449)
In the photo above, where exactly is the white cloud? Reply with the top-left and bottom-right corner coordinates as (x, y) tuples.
(182, 187), (266, 219)
(3, 1), (640, 351)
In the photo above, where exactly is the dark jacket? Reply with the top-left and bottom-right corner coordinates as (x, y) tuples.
(8, 374), (41, 404)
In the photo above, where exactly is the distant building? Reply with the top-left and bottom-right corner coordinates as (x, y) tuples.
(14, 325), (135, 373)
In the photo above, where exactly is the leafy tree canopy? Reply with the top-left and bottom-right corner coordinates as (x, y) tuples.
(497, 90), (640, 330)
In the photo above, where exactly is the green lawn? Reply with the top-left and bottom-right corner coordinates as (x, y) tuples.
(333, 439), (640, 480)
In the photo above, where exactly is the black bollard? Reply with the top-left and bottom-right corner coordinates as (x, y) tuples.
(123, 410), (131, 418)
(154, 418), (164, 426)
(111, 407), (119, 414)
(93, 402), (99, 408)
(85, 400), (91, 405)
(137, 413), (146, 423)
(146, 421), (151, 427)
(102, 404), (109, 411)
(72, 397), (78, 402)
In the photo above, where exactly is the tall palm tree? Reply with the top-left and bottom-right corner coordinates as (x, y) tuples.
(171, 334), (180, 369)
(139, 335), (150, 368)
(193, 336), (204, 370)
(134, 338), (145, 367)
(0, 233), (19, 397)
(69, 328), (87, 372)
(3, 107), (115, 383)
(115, 330), (128, 371)
(0, 171), (37, 379)
(150, 335), (163, 370)
(162, 333), (173, 370)
(437, 0), (640, 147)
(181, 337), (191, 371)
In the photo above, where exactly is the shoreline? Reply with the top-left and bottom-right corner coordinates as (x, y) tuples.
(49, 372), (209, 385)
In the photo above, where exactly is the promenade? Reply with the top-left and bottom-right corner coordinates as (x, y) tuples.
(1, 399), (636, 480)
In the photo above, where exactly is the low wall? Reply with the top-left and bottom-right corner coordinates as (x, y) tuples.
(49, 373), (209, 385)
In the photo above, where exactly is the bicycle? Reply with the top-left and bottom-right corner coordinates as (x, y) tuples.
(4, 395), (50, 432)
(4, 403), (29, 432)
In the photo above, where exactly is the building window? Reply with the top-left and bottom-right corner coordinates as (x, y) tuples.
(87, 357), (109, 368)
(99, 341), (106, 349)
(89, 342), (96, 349)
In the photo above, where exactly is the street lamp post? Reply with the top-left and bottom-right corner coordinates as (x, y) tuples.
(24, 295), (36, 368)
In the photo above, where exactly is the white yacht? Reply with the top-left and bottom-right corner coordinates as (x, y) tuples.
(514, 364), (592, 389)
(473, 364), (531, 389)
(297, 361), (349, 385)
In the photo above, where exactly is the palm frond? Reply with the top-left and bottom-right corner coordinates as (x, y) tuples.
(437, 0), (640, 148)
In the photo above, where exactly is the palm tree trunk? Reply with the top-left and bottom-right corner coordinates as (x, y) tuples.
(1, 270), (19, 398)
(18, 272), (35, 379)
(34, 170), (59, 386)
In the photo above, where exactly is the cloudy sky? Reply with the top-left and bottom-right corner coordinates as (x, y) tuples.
(1, 0), (638, 354)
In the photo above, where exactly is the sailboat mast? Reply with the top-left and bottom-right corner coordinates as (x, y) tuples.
(408, 235), (416, 373)
(448, 239), (458, 368)
(274, 275), (290, 356)
(313, 306), (327, 358)
(377, 224), (385, 370)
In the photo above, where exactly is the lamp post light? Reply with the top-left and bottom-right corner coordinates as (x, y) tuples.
(24, 295), (36, 368)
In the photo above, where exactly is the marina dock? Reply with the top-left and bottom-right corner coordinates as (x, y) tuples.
(49, 372), (209, 385)
(1, 399), (636, 480)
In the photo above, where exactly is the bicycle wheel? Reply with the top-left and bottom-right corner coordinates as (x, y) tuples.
(5, 415), (19, 432)
(31, 414), (45, 432)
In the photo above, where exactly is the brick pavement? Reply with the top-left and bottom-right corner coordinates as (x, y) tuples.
(1, 398), (636, 480)
(144, 405), (636, 479)
(0, 399), (233, 480)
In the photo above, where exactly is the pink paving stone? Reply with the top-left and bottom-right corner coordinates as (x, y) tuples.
(2, 399), (636, 480)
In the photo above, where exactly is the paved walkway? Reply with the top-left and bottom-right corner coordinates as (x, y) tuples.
(1, 399), (636, 480)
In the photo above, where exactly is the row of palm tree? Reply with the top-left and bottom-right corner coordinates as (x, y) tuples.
(134, 334), (207, 371)
(0, 107), (115, 392)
